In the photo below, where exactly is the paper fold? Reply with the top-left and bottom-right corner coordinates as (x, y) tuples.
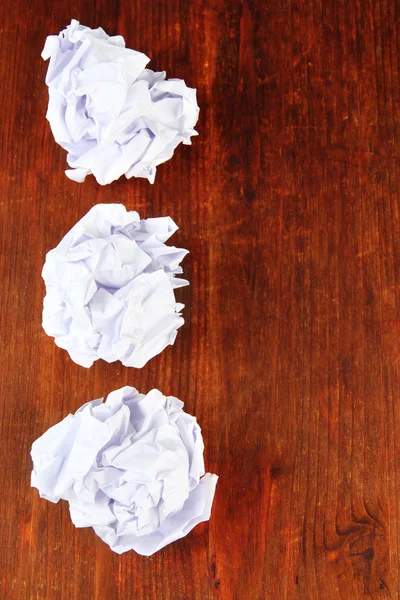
(42, 204), (189, 368)
(31, 387), (218, 555)
(42, 19), (199, 184)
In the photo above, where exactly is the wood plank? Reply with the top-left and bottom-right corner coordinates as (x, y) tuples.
(0, 1), (399, 598)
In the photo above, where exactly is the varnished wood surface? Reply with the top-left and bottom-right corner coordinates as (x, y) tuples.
(0, 1), (400, 598)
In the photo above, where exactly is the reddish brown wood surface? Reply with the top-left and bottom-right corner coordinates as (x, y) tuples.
(1, 1), (400, 598)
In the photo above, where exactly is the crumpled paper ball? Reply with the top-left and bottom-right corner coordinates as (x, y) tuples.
(42, 204), (188, 368)
(31, 386), (218, 556)
(41, 19), (199, 185)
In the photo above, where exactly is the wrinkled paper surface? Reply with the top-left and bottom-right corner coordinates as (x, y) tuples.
(41, 19), (199, 185)
(42, 204), (188, 368)
(31, 386), (218, 555)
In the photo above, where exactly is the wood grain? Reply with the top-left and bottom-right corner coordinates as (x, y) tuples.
(0, 0), (399, 598)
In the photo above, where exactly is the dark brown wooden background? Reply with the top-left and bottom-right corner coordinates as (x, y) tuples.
(0, 0), (399, 598)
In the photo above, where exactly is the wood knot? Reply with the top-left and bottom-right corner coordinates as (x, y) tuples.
(361, 547), (374, 561)
(209, 554), (216, 578)
(270, 465), (283, 478)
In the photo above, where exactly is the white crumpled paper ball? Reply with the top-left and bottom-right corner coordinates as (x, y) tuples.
(42, 204), (189, 368)
(42, 19), (199, 185)
(31, 386), (218, 556)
